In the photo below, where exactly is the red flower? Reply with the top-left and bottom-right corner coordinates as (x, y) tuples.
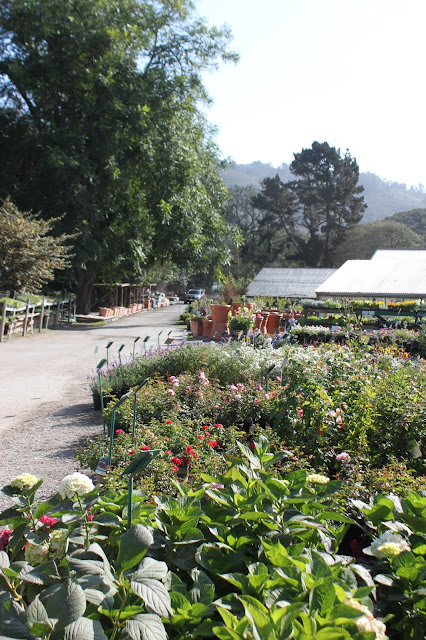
(208, 440), (218, 448)
(128, 450), (134, 455)
(191, 452), (199, 459)
(115, 429), (124, 435)
(202, 425), (210, 430)
(214, 423), (224, 428)
(172, 465), (179, 471)
(165, 450), (172, 455)
(39, 515), (57, 528)
(197, 434), (203, 439)
(171, 457), (182, 466)
(249, 442), (255, 450)
(165, 420), (172, 424)
(0, 529), (12, 551)
(140, 445), (150, 451)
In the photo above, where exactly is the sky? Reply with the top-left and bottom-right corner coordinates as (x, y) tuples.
(196, 0), (426, 188)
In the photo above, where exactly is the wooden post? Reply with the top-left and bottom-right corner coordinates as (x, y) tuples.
(0, 299), (7, 343)
(23, 298), (30, 336)
(55, 300), (60, 328)
(30, 302), (35, 334)
(39, 298), (45, 332)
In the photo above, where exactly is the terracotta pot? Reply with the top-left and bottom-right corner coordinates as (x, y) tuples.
(266, 312), (281, 335)
(202, 318), (212, 338)
(210, 304), (231, 323)
(246, 302), (257, 311)
(210, 304), (231, 339)
(190, 319), (202, 337)
(99, 307), (109, 317)
(231, 302), (242, 315)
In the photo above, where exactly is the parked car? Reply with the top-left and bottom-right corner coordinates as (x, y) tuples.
(184, 288), (205, 303)
(168, 296), (180, 305)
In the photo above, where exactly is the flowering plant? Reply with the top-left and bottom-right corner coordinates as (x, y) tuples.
(228, 306), (255, 332)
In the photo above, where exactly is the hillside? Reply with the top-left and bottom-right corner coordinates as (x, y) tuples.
(223, 162), (426, 224)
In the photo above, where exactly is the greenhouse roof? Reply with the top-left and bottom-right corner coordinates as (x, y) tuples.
(316, 259), (426, 297)
(246, 268), (337, 299)
(372, 249), (426, 261)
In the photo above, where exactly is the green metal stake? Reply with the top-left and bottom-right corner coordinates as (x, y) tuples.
(108, 392), (131, 466)
(157, 330), (163, 346)
(265, 364), (276, 394)
(118, 343), (125, 367)
(133, 337), (140, 358)
(97, 358), (107, 434)
(143, 335), (150, 355)
(122, 449), (160, 528)
(132, 378), (150, 439)
(106, 340), (114, 366)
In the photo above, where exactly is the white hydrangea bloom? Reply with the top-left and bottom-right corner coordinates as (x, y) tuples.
(346, 598), (387, 639)
(58, 472), (95, 499)
(49, 529), (69, 558)
(25, 542), (49, 566)
(369, 530), (411, 559)
(10, 473), (39, 490)
(307, 473), (329, 485)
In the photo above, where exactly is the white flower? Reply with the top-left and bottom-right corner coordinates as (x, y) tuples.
(58, 472), (95, 499)
(10, 473), (39, 490)
(346, 598), (387, 639)
(25, 542), (49, 566)
(307, 473), (329, 485)
(368, 530), (411, 559)
(49, 529), (69, 558)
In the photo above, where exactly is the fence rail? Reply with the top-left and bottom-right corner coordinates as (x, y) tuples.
(0, 297), (76, 343)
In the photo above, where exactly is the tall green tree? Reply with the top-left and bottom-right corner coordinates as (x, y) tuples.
(251, 142), (366, 268)
(0, 0), (237, 311)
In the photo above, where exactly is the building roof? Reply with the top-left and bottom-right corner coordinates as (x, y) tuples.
(246, 268), (337, 299)
(316, 259), (426, 297)
(372, 249), (426, 261)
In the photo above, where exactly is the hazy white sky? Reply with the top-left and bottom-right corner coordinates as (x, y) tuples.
(196, 0), (426, 188)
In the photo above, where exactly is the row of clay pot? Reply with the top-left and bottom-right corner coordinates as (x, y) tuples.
(99, 303), (144, 318)
(190, 306), (303, 339)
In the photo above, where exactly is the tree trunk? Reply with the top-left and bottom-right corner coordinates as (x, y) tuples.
(77, 274), (94, 315)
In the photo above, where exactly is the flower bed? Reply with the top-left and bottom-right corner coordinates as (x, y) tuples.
(2, 437), (426, 638)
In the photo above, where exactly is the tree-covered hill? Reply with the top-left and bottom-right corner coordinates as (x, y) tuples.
(223, 162), (426, 224)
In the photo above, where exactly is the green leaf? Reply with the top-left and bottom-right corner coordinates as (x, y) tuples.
(0, 615), (36, 639)
(44, 579), (87, 630)
(316, 627), (353, 639)
(238, 595), (274, 640)
(116, 525), (153, 572)
(133, 558), (168, 581)
(26, 596), (49, 631)
(212, 626), (244, 640)
(131, 578), (172, 619)
(34, 494), (64, 519)
(63, 617), (108, 639)
(124, 614), (167, 640)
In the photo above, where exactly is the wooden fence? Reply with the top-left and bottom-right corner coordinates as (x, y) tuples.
(0, 297), (76, 343)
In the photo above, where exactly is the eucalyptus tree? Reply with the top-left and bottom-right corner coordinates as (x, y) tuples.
(0, 0), (237, 311)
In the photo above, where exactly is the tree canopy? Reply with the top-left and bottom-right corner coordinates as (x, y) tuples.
(332, 219), (424, 265)
(0, 0), (237, 311)
(0, 198), (73, 294)
(250, 142), (366, 268)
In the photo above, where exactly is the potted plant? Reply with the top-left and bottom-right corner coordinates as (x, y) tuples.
(189, 315), (204, 337)
(228, 307), (255, 335)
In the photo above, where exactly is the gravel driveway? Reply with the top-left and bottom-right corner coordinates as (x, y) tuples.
(0, 304), (187, 511)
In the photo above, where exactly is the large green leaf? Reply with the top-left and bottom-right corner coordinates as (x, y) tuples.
(124, 614), (167, 640)
(0, 551), (10, 569)
(63, 617), (107, 639)
(131, 578), (172, 619)
(43, 579), (87, 630)
(116, 525), (153, 573)
(26, 596), (49, 631)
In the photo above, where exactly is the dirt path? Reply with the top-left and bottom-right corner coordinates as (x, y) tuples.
(0, 305), (187, 510)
